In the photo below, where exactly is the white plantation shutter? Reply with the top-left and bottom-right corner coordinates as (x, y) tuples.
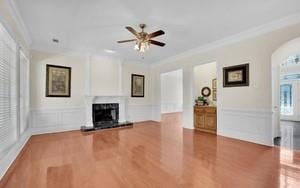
(19, 50), (29, 134)
(0, 23), (18, 158)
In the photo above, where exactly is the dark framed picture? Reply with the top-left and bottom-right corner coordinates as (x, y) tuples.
(223, 63), (249, 87)
(46, 64), (71, 97)
(131, 74), (145, 97)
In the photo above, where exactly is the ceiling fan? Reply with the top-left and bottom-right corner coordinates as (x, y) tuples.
(117, 24), (165, 53)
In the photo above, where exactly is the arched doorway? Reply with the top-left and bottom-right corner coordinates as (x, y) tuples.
(272, 37), (300, 148)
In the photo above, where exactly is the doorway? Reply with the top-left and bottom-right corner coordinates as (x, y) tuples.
(160, 69), (183, 125)
(272, 38), (300, 150)
(193, 62), (217, 133)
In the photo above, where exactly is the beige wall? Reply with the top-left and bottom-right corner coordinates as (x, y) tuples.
(30, 50), (152, 109)
(90, 56), (122, 96)
(194, 62), (217, 102)
(152, 23), (300, 111)
(30, 50), (86, 109)
(122, 61), (152, 105)
(160, 69), (183, 113)
(151, 22), (300, 145)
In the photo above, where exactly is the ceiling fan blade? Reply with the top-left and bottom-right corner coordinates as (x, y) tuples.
(117, 39), (136, 43)
(148, 30), (165, 38)
(126, 26), (139, 37)
(149, 40), (165, 47)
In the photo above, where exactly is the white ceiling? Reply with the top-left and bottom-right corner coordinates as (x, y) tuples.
(15, 0), (300, 63)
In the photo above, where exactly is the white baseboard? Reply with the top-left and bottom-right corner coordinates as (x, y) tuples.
(0, 129), (31, 180)
(218, 108), (273, 146)
(31, 126), (80, 135)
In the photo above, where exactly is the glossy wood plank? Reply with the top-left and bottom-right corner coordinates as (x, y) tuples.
(1, 113), (300, 188)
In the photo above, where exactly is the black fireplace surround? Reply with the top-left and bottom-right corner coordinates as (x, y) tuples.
(81, 103), (133, 132)
(93, 103), (119, 128)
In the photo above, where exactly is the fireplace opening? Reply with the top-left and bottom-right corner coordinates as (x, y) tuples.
(93, 103), (119, 128)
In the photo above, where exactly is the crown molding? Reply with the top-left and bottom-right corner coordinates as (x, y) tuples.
(30, 42), (126, 63)
(6, 0), (32, 47)
(153, 13), (300, 66)
(31, 42), (90, 57)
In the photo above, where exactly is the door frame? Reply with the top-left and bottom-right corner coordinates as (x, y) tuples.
(271, 37), (300, 142)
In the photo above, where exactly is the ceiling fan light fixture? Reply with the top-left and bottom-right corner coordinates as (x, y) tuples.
(134, 43), (139, 51)
(118, 24), (165, 53)
(134, 40), (149, 53)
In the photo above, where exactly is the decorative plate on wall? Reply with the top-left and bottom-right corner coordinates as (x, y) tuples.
(201, 87), (211, 97)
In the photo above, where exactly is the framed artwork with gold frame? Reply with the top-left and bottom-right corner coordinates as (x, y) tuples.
(46, 64), (71, 97)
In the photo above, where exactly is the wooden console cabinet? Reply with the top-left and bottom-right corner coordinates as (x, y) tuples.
(194, 106), (217, 134)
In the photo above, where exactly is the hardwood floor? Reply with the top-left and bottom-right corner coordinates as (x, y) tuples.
(274, 120), (300, 150)
(1, 113), (300, 187)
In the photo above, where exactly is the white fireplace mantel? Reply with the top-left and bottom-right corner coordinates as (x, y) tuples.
(85, 95), (129, 127)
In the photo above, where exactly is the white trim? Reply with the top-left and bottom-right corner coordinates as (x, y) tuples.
(154, 13), (300, 66)
(218, 108), (273, 146)
(31, 42), (123, 60)
(31, 43), (89, 57)
(219, 108), (273, 116)
(6, 0), (32, 47)
(30, 107), (86, 128)
(31, 126), (79, 136)
(0, 129), (31, 180)
(127, 104), (154, 122)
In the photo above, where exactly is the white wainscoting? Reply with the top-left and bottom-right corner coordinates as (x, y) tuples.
(217, 108), (273, 146)
(161, 102), (183, 114)
(0, 129), (31, 180)
(127, 104), (154, 122)
(30, 107), (86, 135)
(30, 105), (155, 134)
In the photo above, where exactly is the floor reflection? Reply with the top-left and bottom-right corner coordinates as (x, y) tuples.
(280, 148), (300, 187)
(92, 130), (120, 161)
(47, 164), (73, 188)
(274, 121), (300, 150)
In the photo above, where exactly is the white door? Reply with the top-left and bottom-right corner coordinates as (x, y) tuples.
(272, 66), (280, 139)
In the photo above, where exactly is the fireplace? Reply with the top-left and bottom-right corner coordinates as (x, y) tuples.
(81, 96), (133, 132)
(93, 103), (119, 128)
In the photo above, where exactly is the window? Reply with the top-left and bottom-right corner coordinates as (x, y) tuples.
(0, 22), (18, 158)
(280, 84), (293, 116)
(19, 50), (29, 135)
(281, 54), (300, 67)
